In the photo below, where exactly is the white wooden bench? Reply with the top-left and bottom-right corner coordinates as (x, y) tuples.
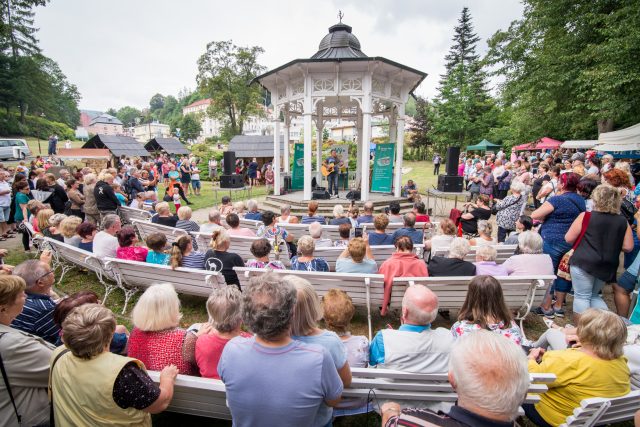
(560, 390), (640, 427)
(193, 232), (291, 267)
(392, 275), (555, 336)
(277, 222), (342, 241)
(239, 218), (262, 230)
(132, 219), (188, 245)
(43, 238), (119, 302)
(104, 258), (225, 313)
(234, 267), (385, 340)
(431, 244), (517, 264)
(312, 245), (425, 272)
(146, 368), (554, 420)
(118, 206), (152, 225)
(358, 222), (431, 233)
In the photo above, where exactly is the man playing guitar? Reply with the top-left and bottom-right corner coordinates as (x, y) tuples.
(322, 149), (340, 198)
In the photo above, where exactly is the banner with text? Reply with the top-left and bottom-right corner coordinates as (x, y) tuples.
(291, 143), (304, 190)
(371, 143), (395, 193)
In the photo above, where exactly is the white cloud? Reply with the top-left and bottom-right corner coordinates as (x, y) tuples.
(33, 0), (522, 111)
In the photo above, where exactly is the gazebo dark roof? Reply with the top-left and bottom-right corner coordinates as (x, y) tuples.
(145, 137), (189, 155)
(228, 135), (285, 158)
(83, 134), (149, 157)
(311, 22), (367, 59)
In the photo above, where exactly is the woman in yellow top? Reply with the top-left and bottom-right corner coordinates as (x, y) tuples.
(525, 309), (630, 427)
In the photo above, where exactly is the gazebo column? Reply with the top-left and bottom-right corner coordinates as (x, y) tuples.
(360, 75), (373, 201)
(316, 121), (324, 182)
(283, 114), (290, 173)
(303, 78), (313, 200)
(355, 111), (363, 188)
(394, 105), (406, 197)
(273, 119), (281, 196)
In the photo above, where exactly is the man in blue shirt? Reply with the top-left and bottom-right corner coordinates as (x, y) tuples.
(10, 256), (60, 345)
(356, 201), (375, 225)
(370, 285), (453, 372)
(243, 199), (262, 221)
(219, 273), (343, 427)
(391, 213), (424, 244)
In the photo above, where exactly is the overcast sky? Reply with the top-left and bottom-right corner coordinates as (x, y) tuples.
(34, 0), (523, 111)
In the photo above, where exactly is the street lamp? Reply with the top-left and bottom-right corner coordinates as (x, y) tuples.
(37, 113), (46, 155)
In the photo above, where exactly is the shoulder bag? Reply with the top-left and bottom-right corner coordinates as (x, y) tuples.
(557, 212), (591, 281)
(0, 333), (22, 426)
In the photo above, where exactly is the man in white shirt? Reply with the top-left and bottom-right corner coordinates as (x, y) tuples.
(200, 209), (224, 234)
(56, 169), (70, 188)
(92, 214), (121, 258)
(0, 171), (12, 238)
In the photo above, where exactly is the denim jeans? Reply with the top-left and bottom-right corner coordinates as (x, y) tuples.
(543, 240), (573, 293)
(523, 404), (553, 427)
(497, 226), (512, 243)
(328, 172), (339, 195)
(570, 265), (608, 314)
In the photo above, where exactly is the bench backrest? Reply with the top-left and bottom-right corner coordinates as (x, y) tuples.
(392, 276), (555, 313)
(132, 219), (188, 245)
(234, 267), (385, 307)
(146, 368), (553, 420)
(104, 258), (224, 297)
(560, 390), (640, 427)
(312, 245), (424, 272)
(276, 222), (342, 241)
(118, 206), (152, 224)
(358, 222), (430, 232)
(192, 232), (290, 266)
(44, 237), (115, 282)
(239, 218), (262, 230)
(431, 244), (517, 264)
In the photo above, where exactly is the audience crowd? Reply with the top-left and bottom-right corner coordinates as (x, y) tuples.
(1, 148), (640, 426)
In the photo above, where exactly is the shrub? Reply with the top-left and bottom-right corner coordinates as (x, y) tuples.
(0, 111), (74, 139)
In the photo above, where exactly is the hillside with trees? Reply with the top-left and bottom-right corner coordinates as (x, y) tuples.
(0, 0), (80, 138)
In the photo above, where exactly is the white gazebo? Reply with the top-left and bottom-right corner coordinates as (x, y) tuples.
(254, 19), (426, 201)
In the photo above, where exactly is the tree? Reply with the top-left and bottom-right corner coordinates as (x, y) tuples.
(487, 0), (640, 141)
(116, 106), (141, 126)
(105, 108), (117, 116)
(149, 93), (165, 111)
(196, 40), (266, 137)
(408, 96), (434, 160)
(174, 113), (202, 142)
(431, 7), (498, 149)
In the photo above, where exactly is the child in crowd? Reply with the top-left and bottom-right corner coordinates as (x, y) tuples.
(145, 232), (170, 265)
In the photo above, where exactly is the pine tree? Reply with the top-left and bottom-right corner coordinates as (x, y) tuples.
(431, 7), (497, 149)
(408, 96), (434, 160)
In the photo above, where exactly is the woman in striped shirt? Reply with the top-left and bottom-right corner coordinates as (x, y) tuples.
(169, 235), (205, 270)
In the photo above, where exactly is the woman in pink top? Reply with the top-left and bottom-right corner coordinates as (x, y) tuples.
(195, 287), (251, 379)
(378, 236), (428, 316)
(116, 225), (148, 262)
(225, 213), (257, 237)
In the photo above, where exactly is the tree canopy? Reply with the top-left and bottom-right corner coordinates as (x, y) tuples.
(196, 40), (266, 139)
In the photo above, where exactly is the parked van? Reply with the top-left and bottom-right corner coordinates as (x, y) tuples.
(0, 139), (31, 160)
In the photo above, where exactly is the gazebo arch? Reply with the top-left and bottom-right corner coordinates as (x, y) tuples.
(254, 19), (426, 201)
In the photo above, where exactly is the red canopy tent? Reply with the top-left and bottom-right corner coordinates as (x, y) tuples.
(535, 137), (563, 150)
(513, 143), (535, 151)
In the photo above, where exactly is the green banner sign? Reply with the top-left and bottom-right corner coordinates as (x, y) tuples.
(291, 143), (304, 190)
(371, 143), (395, 193)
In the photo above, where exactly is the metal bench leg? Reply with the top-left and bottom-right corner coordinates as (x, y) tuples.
(365, 278), (372, 342)
(121, 287), (139, 315)
(56, 262), (73, 285)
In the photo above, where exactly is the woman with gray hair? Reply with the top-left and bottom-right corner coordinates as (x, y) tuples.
(493, 180), (527, 243)
(428, 237), (476, 277)
(329, 204), (351, 226)
(503, 231), (554, 276)
(474, 245), (508, 276)
(288, 275), (352, 389)
(290, 235), (329, 271)
(470, 220), (495, 247)
(195, 287), (251, 379)
(50, 304), (179, 425)
(308, 221), (332, 247)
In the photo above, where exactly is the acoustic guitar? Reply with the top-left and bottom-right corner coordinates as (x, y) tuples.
(321, 162), (335, 177)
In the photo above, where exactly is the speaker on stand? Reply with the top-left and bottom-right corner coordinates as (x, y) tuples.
(445, 147), (460, 176)
(437, 146), (464, 193)
(223, 151), (235, 176)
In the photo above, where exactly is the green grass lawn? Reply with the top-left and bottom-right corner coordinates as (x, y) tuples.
(7, 136), (85, 158)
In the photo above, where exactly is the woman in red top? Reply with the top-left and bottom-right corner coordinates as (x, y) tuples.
(378, 236), (428, 316)
(128, 283), (211, 375)
(195, 286), (251, 379)
(116, 226), (148, 262)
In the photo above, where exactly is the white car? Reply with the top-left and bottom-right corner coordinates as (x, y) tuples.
(0, 139), (31, 160)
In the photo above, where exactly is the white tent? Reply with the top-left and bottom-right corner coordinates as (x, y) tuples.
(595, 123), (640, 152)
(561, 140), (597, 149)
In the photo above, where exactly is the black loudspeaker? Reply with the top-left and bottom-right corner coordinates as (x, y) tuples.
(445, 147), (460, 176)
(437, 175), (464, 193)
(223, 151), (235, 175)
(220, 174), (244, 188)
(312, 189), (330, 200)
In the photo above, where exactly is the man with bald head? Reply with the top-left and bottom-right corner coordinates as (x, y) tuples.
(369, 285), (453, 372)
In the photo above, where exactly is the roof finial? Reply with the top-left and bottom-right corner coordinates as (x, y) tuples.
(338, 10), (344, 23)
